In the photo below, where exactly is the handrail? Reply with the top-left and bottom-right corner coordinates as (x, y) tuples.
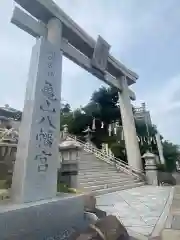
(66, 134), (145, 180)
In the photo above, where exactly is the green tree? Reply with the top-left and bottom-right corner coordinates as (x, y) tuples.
(60, 86), (179, 167)
(162, 141), (179, 172)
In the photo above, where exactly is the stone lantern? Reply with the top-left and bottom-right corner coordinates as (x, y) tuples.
(83, 126), (93, 141)
(143, 151), (158, 186)
(59, 139), (82, 189)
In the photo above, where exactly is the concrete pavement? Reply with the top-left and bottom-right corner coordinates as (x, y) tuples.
(96, 186), (174, 239)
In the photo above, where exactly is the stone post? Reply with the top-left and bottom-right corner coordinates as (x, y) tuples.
(11, 18), (63, 203)
(143, 151), (158, 185)
(118, 76), (142, 170)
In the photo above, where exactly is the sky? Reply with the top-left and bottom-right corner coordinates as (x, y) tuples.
(1, 0), (180, 144)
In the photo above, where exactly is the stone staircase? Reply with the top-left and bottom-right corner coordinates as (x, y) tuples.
(77, 150), (145, 196)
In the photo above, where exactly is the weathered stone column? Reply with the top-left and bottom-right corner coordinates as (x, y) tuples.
(118, 76), (142, 170)
(143, 151), (158, 185)
(11, 18), (63, 203)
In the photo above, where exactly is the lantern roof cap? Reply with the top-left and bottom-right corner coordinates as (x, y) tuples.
(59, 139), (81, 150)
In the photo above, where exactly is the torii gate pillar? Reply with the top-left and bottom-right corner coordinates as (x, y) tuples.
(11, 18), (63, 203)
(118, 76), (142, 170)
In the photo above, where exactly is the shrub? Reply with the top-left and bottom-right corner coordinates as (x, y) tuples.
(156, 163), (166, 172)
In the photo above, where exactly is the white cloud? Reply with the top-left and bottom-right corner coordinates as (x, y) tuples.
(149, 75), (180, 116)
(136, 74), (180, 144)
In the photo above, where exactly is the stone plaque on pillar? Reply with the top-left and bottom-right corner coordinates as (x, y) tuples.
(11, 37), (62, 203)
(91, 35), (110, 73)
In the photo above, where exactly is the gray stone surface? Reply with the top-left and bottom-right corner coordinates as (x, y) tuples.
(118, 77), (142, 170)
(144, 152), (158, 186)
(78, 150), (144, 194)
(171, 215), (180, 230)
(172, 199), (180, 208)
(161, 229), (180, 240)
(0, 194), (87, 240)
(96, 186), (172, 237)
(11, 36), (62, 203)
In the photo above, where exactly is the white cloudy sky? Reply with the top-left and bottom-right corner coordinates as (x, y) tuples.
(1, 0), (180, 144)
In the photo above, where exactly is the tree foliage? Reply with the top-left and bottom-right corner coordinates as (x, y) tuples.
(162, 141), (179, 172)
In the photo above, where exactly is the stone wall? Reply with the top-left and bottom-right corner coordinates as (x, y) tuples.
(0, 194), (87, 240)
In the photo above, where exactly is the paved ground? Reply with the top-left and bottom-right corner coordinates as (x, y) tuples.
(1, 185), (178, 239)
(96, 186), (173, 239)
(161, 185), (180, 240)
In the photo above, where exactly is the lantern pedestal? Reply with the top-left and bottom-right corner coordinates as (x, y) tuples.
(58, 161), (78, 189)
(143, 151), (158, 186)
(59, 140), (82, 189)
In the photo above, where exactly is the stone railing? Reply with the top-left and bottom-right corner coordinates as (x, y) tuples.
(67, 134), (145, 180)
(101, 143), (115, 159)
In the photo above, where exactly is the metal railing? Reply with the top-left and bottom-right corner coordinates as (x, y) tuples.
(67, 134), (145, 180)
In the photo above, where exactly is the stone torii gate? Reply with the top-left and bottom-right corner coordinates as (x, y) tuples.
(11, 0), (142, 203)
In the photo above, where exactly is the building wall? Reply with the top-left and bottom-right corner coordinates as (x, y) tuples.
(135, 111), (152, 126)
(134, 103), (152, 127)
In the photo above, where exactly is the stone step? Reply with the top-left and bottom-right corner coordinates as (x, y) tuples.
(79, 157), (115, 163)
(79, 163), (115, 169)
(78, 178), (135, 185)
(79, 156), (115, 162)
(79, 167), (118, 173)
(80, 162), (123, 170)
(78, 175), (131, 182)
(79, 171), (135, 179)
(79, 168), (135, 177)
(78, 174), (134, 182)
(92, 182), (145, 196)
(78, 171), (126, 178)
(79, 161), (115, 166)
(79, 156), (107, 161)
(78, 171), (130, 178)
(79, 167), (124, 172)
(78, 167), (118, 172)
(77, 151), (143, 195)
(79, 163), (116, 168)
(80, 179), (139, 191)
(78, 176), (134, 185)
(79, 162), (128, 170)
(78, 176), (134, 183)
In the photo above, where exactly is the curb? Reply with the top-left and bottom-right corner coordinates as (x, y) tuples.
(151, 187), (174, 237)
